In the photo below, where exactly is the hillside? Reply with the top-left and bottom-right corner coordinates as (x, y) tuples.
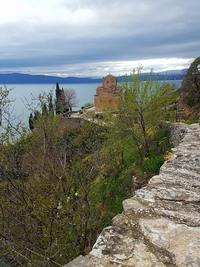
(0, 72), (177, 266)
(66, 123), (200, 267)
(0, 70), (186, 84)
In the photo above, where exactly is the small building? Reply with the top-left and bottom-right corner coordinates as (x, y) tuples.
(94, 75), (121, 112)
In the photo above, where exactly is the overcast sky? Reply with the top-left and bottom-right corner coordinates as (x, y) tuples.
(0, 0), (199, 77)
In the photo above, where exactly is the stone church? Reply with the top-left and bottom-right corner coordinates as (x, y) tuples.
(94, 74), (121, 112)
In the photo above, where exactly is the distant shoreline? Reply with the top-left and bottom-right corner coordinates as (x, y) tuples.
(0, 71), (186, 84)
(0, 78), (183, 85)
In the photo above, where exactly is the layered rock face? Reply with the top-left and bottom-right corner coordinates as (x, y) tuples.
(65, 123), (200, 267)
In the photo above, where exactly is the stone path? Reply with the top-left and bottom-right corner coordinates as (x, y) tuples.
(65, 123), (200, 267)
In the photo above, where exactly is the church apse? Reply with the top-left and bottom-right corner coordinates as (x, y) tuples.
(94, 75), (121, 112)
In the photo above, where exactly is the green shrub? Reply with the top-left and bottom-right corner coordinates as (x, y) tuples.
(142, 154), (164, 175)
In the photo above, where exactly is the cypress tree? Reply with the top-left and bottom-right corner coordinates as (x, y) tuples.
(29, 113), (34, 131)
(55, 82), (62, 114)
(48, 93), (54, 115)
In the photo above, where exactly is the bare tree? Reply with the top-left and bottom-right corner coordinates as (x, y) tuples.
(64, 89), (77, 114)
(0, 86), (11, 126)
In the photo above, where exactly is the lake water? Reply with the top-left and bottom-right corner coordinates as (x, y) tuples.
(5, 83), (99, 124)
(1, 80), (182, 125)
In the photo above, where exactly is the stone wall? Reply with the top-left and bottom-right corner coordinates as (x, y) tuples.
(160, 121), (188, 147)
(65, 123), (200, 267)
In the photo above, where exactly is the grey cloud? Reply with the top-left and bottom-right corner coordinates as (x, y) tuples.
(0, 0), (199, 73)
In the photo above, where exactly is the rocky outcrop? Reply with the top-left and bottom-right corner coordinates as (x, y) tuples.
(178, 57), (200, 118)
(65, 123), (200, 267)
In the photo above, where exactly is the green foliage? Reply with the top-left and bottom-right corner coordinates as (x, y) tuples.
(28, 92), (56, 130)
(115, 70), (177, 162)
(137, 128), (171, 175)
(55, 82), (63, 114)
(142, 154), (164, 175)
(0, 72), (176, 266)
(55, 83), (77, 116)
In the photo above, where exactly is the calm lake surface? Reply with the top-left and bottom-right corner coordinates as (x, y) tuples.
(6, 83), (99, 123)
(2, 80), (182, 124)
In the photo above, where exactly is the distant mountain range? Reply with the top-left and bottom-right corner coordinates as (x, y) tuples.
(0, 70), (187, 84)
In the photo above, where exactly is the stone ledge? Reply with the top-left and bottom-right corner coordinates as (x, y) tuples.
(65, 123), (200, 267)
